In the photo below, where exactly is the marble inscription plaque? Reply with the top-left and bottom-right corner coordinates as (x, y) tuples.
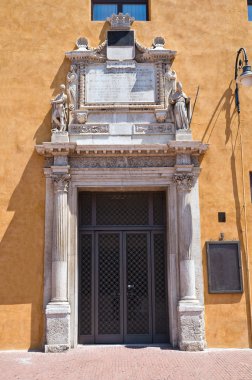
(86, 63), (156, 104)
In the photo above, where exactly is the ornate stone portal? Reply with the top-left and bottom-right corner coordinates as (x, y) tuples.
(36, 14), (208, 352)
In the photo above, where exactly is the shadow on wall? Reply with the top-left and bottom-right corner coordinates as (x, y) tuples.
(202, 80), (252, 346)
(99, 22), (110, 45)
(50, 57), (70, 97)
(0, 151), (45, 350)
(0, 58), (70, 350)
(201, 81), (236, 144)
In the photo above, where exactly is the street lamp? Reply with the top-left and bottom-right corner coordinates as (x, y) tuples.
(235, 48), (252, 113)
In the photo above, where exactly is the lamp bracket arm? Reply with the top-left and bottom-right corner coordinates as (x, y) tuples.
(235, 48), (249, 79)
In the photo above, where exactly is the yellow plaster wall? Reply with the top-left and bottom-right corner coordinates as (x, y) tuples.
(0, 0), (252, 349)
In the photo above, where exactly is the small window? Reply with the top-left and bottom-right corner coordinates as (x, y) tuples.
(218, 212), (226, 223)
(92, 0), (149, 21)
(248, 0), (252, 21)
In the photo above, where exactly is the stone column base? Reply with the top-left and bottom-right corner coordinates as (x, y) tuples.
(45, 302), (71, 353)
(177, 301), (205, 351)
(51, 131), (69, 143)
(175, 129), (192, 141)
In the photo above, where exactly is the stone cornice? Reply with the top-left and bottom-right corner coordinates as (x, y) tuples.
(65, 40), (107, 62)
(65, 49), (106, 62)
(35, 142), (208, 157)
(65, 39), (176, 64)
(135, 41), (177, 63)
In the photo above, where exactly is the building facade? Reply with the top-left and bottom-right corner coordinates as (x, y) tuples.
(1, 0), (252, 351)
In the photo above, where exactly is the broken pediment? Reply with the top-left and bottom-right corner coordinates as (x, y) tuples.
(65, 14), (176, 64)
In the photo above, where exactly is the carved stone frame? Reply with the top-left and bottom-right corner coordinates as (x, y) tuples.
(43, 165), (204, 349)
(82, 61), (164, 109)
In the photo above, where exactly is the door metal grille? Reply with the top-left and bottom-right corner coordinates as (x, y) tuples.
(79, 234), (93, 337)
(97, 233), (121, 335)
(153, 192), (165, 225)
(153, 233), (168, 336)
(126, 233), (150, 336)
(96, 192), (149, 226)
(78, 191), (168, 344)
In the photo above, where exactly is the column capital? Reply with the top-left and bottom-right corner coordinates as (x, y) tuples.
(51, 173), (71, 192)
(173, 173), (194, 192)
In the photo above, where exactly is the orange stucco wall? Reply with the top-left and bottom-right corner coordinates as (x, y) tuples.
(0, 0), (252, 349)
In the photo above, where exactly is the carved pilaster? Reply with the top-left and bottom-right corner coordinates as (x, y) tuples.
(45, 172), (71, 353)
(176, 153), (191, 166)
(174, 170), (204, 351)
(79, 64), (85, 107)
(51, 173), (70, 282)
(158, 62), (165, 107)
(174, 172), (195, 299)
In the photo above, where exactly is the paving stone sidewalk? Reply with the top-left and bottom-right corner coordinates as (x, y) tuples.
(0, 346), (252, 380)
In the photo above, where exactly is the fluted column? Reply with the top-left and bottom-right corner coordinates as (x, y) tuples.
(174, 173), (196, 301)
(173, 171), (205, 351)
(51, 173), (71, 302)
(45, 171), (71, 353)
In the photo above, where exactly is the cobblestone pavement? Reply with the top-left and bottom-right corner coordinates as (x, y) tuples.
(1, 346), (252, 380)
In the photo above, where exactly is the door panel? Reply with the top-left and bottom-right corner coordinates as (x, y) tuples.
(95, 232), (123, 343)
(79, 231), (168, 344)
(124, 232), (152, 343)
(152, 232), (169, 342)
(79, 233), (94, 344)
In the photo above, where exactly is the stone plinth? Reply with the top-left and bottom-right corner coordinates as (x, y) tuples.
(178, 302), (205, 351)
(45, 302), (71, 353)
(51, 132), (69, 143)
(45, 170), (71, 352)
(176, 129), (192, 141)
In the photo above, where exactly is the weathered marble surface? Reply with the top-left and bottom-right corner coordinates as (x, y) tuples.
(86, 63), (156, 104)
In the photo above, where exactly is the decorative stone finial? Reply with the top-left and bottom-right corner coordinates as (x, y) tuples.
(76, 37), (88, 50)
(153, 36), (166, 49)
(107, 13), (135, 30)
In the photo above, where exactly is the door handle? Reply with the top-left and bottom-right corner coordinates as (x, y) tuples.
(127, 284), (134, 289)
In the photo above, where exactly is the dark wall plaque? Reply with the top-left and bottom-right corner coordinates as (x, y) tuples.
(206, 241), (243, 293)
(107, 31), (134, 46)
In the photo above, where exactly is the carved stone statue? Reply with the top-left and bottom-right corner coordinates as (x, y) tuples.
(164, 69), (176, 121)
(169, 82), (191, 130)
(66, 65), (78, 110)
(165, 69), (176, 98)
(51, 84), (68, 132)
